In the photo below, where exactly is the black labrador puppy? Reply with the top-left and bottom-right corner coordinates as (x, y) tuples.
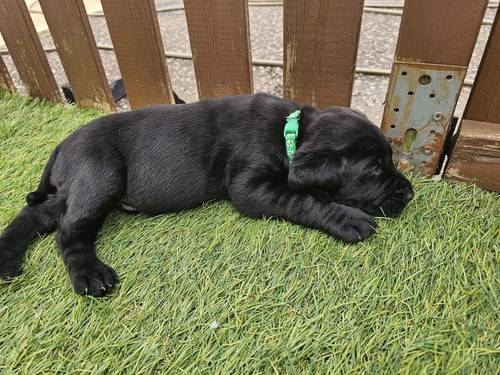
(0, 93), (413, 296)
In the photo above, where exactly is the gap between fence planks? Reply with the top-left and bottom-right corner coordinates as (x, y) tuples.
(184, 0), (253, 99)
(0, 55), (14, 92)
(283, 0), (364, 108)
(39, 0), (115, 112)
(101, 0), (173, 109)
(0, 0), (60, 102)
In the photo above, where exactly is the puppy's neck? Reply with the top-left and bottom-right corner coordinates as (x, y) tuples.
(295, 105), (318, 146)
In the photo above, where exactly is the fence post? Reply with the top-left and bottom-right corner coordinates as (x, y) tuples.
(38, 0), (115, 112)
(381, 0), (487, 176)
(0, 0), (60, 102)
(184, 0), (253, 99)
(0, 55), (14, 92)
(101, 0), (174, 109)
(445, 7), (500, 191)
(283, 0), (364, 108)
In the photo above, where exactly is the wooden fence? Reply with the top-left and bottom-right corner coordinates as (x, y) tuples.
(0, 0), (498, 191)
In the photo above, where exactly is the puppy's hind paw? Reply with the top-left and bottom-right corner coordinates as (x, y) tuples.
(0, 252), (23, 280)
(69, 260), (118, 297)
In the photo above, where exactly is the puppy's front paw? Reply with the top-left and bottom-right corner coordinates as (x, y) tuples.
(69, 260), (118, 297)
(328, 206), (377, 243)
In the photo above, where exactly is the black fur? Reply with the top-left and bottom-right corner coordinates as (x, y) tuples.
(0, 94), (413, 296)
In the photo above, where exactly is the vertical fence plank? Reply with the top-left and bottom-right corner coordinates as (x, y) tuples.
(444, 8), (500, 192)
(395, 1), (487, 66)
(184, 0), (253, 99)
(283, 0), (364, 108)
(0, 55), (15, 92)
(39, 0), (115, 112)
(381, 0), (487, 176)
(0, 0), (60, 102)
(463, 8), (500, 124)
(101, 0), (173, 109)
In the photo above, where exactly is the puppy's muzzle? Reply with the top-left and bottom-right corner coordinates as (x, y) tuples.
(394, 180), (414, 204)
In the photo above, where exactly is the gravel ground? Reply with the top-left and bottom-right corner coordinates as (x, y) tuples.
(1, 2), (497, 124)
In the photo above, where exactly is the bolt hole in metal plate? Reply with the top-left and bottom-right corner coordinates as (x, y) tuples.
(382, 62), (466, 175)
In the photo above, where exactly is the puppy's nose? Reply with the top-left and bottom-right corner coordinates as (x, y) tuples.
(402, 182), (414, 201)
(398, 180), (414, 202)
(404, 189), (414, 201)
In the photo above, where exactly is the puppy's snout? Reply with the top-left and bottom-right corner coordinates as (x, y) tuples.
(400, 181), (414, 202)
(395, 179), (414, 203)
(404, 189), (414, 202)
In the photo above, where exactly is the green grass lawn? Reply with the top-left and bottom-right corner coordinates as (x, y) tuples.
(0, 92), (499, 374)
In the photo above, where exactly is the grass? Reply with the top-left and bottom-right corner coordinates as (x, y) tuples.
(0, 92), (499, 374)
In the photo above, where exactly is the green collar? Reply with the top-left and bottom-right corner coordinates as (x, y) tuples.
(283, 110), (300, 162)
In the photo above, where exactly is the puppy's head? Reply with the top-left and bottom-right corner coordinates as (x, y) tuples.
(288, 106), (414, 217)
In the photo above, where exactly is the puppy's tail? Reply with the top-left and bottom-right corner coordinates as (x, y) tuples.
(26, 147), (59, 206)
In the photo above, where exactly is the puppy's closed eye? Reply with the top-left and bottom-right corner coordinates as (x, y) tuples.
(370, 157), (385, 176)
(372, 166), (383, 176)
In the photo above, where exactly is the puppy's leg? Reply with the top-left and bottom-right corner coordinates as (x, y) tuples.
(56, 167), (123, 297)
(0, 196), (64, 279)
(229, 175), (377, 243)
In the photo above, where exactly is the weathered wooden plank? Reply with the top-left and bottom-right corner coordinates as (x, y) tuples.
(184, 0), (253, 99)
(0, 0), (60, 101)
(381, 0), (487, 176)
(101, 0), (173, 109)
(395, 0), (487, 66)
(445, 119), (500, 191)
(464, 6), (500, 123)
(283, 0), (364, 108)
(445, 9), (500, 191)
(0, 55), (15, 92)
(39, 0), (115, 112)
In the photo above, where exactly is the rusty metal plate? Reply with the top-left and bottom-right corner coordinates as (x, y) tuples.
(381, 62), (466, 175)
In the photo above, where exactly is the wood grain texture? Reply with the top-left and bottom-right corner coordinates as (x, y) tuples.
(445, 119), (500, 191)
(395, 0), (487, 65)
(464, 6), (500, 123)
(39, 0), (115, 112)
(101, 0), (173, 109)
(0, 55), (15, 92)
(283, 0), (364, 108)
(0, 0), (60, 101)
(184, 0), (253, 99)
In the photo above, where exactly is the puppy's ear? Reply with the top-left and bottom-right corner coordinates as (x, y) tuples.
(288, 152), (341, 191)
(298, 105), (319, 129)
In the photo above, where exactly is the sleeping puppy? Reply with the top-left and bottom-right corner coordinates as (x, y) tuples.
(0, 93), (413, 296)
